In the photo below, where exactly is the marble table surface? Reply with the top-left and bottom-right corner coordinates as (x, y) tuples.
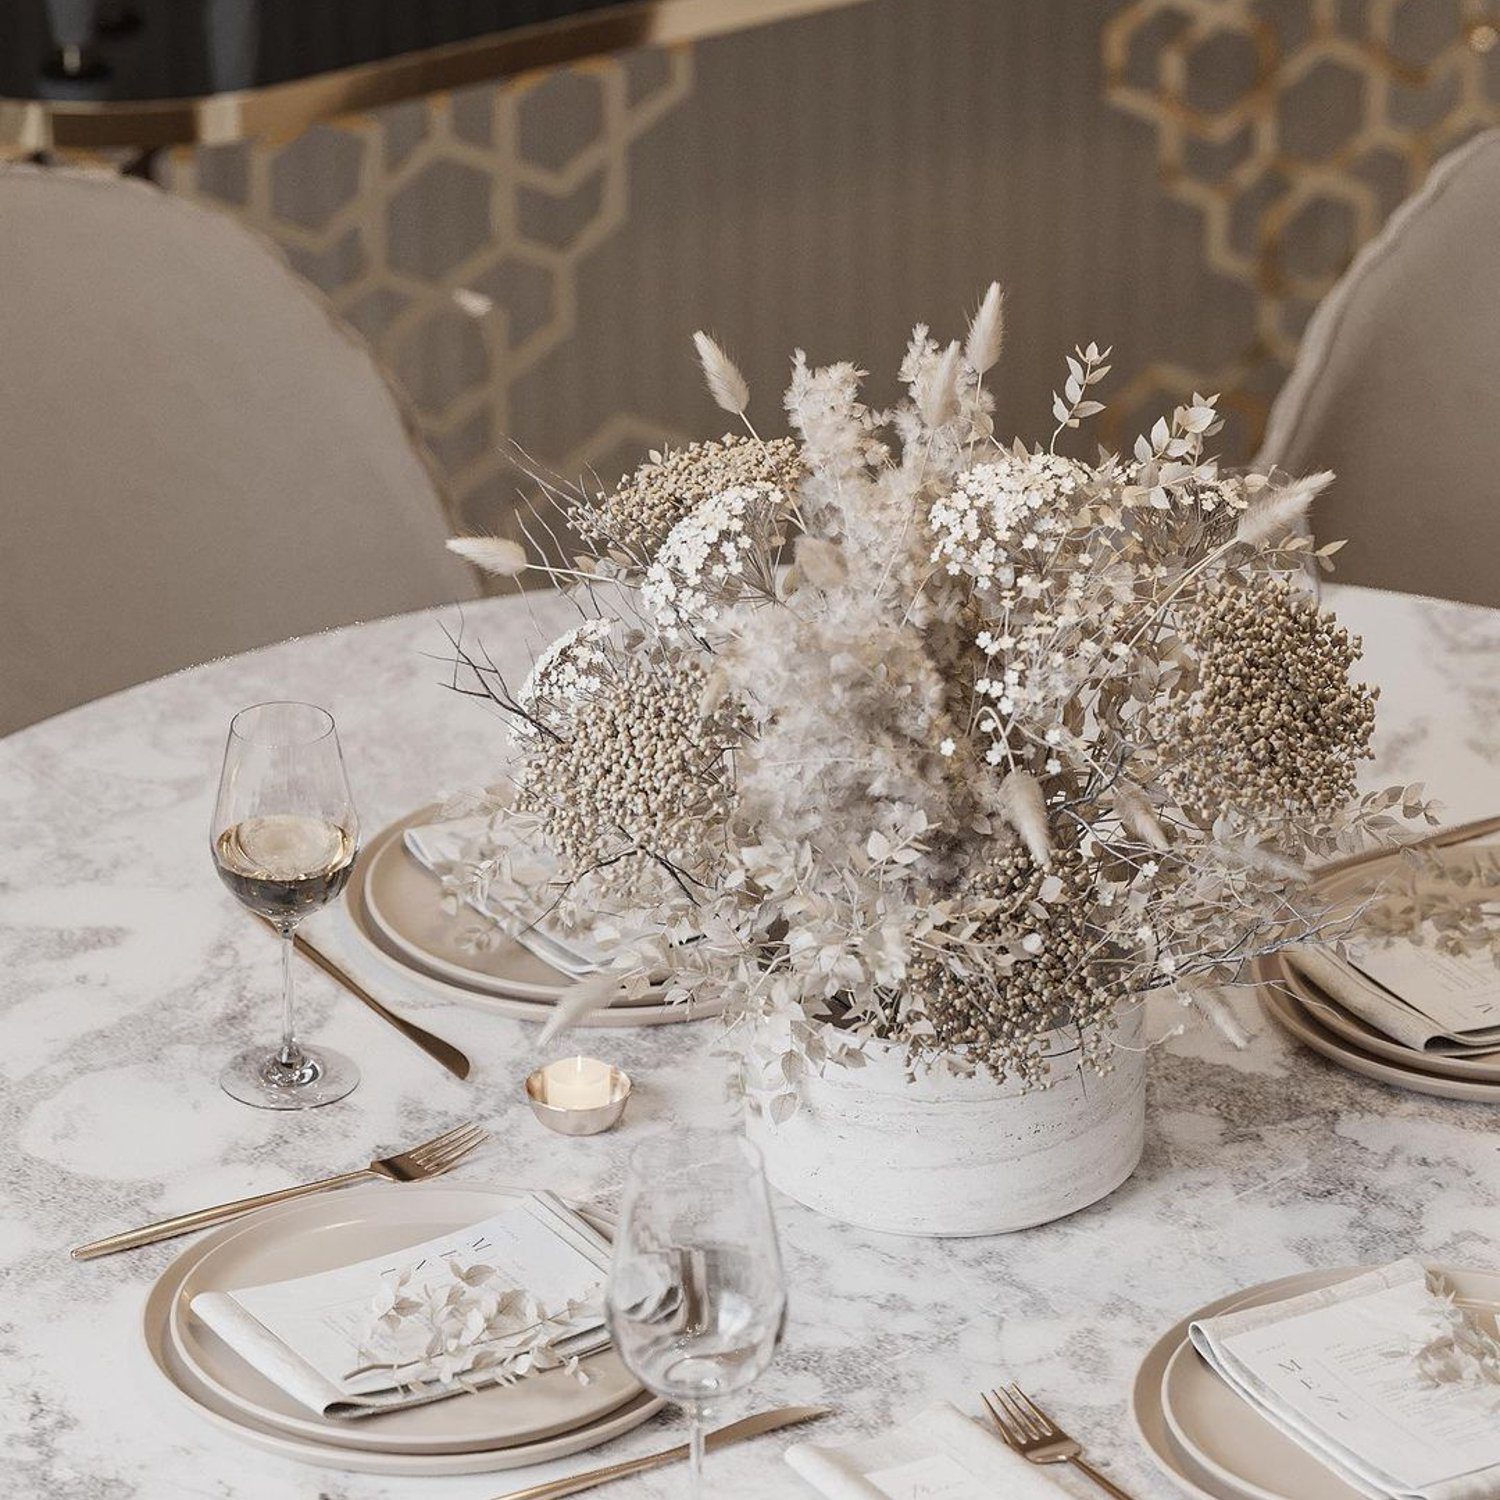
(3, 582), (1498, 1500)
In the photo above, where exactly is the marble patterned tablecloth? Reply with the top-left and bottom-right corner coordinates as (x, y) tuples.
(2, 582), (1497, 1500)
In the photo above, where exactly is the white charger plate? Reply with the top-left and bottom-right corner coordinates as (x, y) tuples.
(338, 812), (719, 1028)
(145, 1181), (666, 1475)
(1133, 1265), (1500, 1500)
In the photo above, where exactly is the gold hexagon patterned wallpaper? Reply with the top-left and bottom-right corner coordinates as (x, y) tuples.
(156, 0), (1500, 547)
(1102, 0), (1500, 448)
(158, 47), (694, 539)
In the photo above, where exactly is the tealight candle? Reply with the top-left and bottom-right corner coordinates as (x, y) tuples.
(525, 1055), (631, 1136)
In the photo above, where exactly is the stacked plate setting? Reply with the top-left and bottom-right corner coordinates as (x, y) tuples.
(1131, 1266), (1500, 1499)
(1256, 951), (1500, 1103)
(145, 1182), (665, 1476)
(1256, 833), (1500, 1104)
(329, 807), (715, 1027)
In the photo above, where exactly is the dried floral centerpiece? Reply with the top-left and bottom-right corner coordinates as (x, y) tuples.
(442, 285), (1482, 1230)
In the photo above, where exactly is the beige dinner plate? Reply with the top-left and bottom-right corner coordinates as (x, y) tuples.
(1134, 1265), (1500, 1500)
(145, 1182), (666, 1475)
(1258, 970), (1500, 1103)
(363, 809), (575, 1003)
(342, 811), (718, 1027)
(1273, 956), (1500, 1083)
(167, 1182), (640, 1455)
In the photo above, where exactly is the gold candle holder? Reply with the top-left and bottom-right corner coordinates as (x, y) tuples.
(525, 1056), (632, 1136)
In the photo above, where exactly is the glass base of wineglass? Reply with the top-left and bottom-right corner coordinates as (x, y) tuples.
(219, 1043), (359, 1109)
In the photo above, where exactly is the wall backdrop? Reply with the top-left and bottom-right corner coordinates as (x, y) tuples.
(155, 0), (1500, 554)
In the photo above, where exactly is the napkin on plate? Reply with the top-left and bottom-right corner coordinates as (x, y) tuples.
(191, 1192), (611, 1419)
(403, 818), (603, 976)
(785, 1400), (1085, 1498)
(1288, 944), (1500, 1054)
(1190, 1257), (1500, 1500)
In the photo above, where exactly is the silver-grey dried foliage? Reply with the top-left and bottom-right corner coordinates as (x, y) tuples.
(440, 280), (1496, 1113)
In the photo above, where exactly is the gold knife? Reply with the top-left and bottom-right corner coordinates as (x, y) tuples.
(489, 1405), (832, 1500)
(256, 914), (471, 1080)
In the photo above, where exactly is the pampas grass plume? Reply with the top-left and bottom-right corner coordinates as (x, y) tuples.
(692, 330), (750, 416)
(448, 536), (528, 576)
(964, 282), (1005, 375)
(1234, 471), (1333, 548)
(919, 339), (963, 429)
(998, 769), (1052, 867)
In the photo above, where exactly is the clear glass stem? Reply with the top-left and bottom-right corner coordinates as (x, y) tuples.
(686, 1402), (705, 1500)
(276, 923), (303, 1069)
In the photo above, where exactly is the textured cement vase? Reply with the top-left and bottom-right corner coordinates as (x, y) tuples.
(746, 1004), (1146, 1236)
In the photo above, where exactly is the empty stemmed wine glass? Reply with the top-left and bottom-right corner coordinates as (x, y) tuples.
(211, 701), (359, 1109)
(606, 1133), (786, 1498)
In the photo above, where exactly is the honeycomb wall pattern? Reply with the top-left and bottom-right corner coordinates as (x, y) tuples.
(1101, 0), (1500, 449)
(148, 0), (1500, 550)
(159, 48), (694, 539)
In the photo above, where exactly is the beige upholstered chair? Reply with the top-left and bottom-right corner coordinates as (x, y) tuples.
(1257, 128), (1500, 609)
(0, 166), (480, 736)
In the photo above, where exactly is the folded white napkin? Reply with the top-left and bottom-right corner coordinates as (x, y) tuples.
(1190, 1258), (1500, 1500)
(785, 1400), (1082, 1498)
(403, 819), (604, 976)
(1289, 945), (1500, 1055)
(191, 1193), (610, 1419)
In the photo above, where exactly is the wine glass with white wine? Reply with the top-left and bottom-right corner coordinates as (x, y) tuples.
(211, 702), (359, 1109)
(606, 1133), (786, 1498)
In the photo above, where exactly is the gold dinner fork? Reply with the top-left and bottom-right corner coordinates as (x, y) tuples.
(71, 1121), (488, 1260)
(982, 1384), (1136, 1499)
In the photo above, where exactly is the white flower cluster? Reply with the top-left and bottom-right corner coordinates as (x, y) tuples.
(927, 452), (1090, 584)
(642, 482), (783, 627)
(515, 618), (613, 740)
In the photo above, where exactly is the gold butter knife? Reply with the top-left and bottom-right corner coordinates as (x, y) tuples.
(256, 914), (470, 1080)
(489, 1405), (831, 1500)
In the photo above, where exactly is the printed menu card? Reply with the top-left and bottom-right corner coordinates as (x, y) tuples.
(1191, 1259), (1500, 1499)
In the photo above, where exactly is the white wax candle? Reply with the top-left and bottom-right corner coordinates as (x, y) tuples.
(539, 1055), (614, 1110)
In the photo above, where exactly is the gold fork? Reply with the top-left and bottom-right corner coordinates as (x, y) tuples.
(982, 1384), (1136, 1499)
(71, 1121), (487, 1260)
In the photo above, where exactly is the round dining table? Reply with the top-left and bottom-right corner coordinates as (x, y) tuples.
(3, 581), (1498, 1500)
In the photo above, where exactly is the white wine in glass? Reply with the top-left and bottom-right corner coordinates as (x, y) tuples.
(606, 1133), (786, 1498)
(211, 702), (359, 1109)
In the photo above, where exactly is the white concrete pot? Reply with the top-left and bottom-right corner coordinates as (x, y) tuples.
(746, 1005), (1146, 1236)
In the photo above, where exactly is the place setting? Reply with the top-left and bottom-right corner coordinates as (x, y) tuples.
(1255, 819), (1500, 1105)
(76, 1116), (819, 1484)
(1132, 1258), (1500, 1500)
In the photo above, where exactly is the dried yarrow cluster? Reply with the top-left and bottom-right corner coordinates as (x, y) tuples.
(571, 433), (802, 562)
(443, 286), (1493, 1107)
(511, 652), (744, 911)
(908, 847), (1129, 1084)
(1156, 576), (1378, 824)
